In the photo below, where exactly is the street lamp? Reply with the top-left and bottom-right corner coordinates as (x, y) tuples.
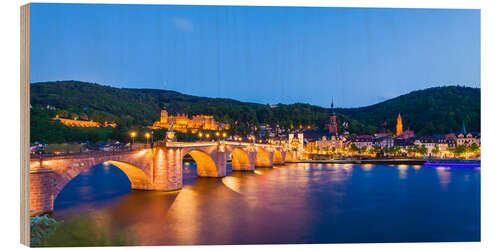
(130, 131), (136, 144)
(205, 133), (210, 139)
(222, 132), (227, 140)
(145, 132), (151, 145)
(198, 132), (203, 141)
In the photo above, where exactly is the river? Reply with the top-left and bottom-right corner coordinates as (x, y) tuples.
(53, 162), (480, 245)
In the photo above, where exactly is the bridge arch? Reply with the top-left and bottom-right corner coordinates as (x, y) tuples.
(104, 161), (152, 189)
(52, 159), (153, 204)
(183, 149), (220, 177)
(273, 150), (285, 165)
(230, 148), (253, 171)
(255, 148), (273, 167)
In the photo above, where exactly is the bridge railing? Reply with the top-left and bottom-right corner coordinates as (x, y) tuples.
(30, 147), (151, 160)
(30, 140), (288, 160)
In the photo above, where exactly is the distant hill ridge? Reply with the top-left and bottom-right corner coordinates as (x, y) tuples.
(30, 81), (480, 136)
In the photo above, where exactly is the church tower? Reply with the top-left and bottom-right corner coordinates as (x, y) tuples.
(396, 113), (403, 136)
(327, 98), (338, 136)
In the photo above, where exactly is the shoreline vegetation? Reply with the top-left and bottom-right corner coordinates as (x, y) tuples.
(30, 214), (139, 247)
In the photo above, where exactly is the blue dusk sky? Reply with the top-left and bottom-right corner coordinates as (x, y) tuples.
(30, 3), (480, 108)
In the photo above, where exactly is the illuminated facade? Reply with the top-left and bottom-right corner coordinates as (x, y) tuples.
(307, 135), (344, 154)
(456, 133), (480, 146)
(55, 117), (117, 128)
(396, 113), (403, 136)
(395, 113), (414, 139)
(152, 110), (229, 133)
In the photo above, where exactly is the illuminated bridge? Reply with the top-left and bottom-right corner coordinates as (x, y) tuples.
(29, 141), (298, 213)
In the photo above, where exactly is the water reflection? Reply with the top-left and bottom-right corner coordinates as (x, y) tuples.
(54, 162), (480, 245)
(398, 165), (409, 180)
(436, 167), (452, 189)
(361, 164), (374, 171)
(222, 176), (242, 193)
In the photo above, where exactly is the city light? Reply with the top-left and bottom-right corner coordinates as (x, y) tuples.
(130, 131), (137, 144)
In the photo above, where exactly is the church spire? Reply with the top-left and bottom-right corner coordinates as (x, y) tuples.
(330, 97), (335, 116)
(396, 113), (403, 136)
(461, 121), (467, 135)
(327, 97), (338, 135)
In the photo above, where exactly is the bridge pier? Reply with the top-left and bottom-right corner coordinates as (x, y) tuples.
(285, 150), (298, 162)
(30, 167), (55, 214)
(153, 147), (183, 191)
(203, 150), (227, 177)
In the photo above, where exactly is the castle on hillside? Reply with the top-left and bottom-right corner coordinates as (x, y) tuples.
(151, 110), (230, 133)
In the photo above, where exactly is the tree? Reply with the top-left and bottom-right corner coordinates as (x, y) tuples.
(350, 143), (360, 154)
(417, 145), (428, 156)
(469, 143), (480, 154)
(407, 146), (417, 157)
(431, 145), (440, 156)
(453, 145), (467, 157)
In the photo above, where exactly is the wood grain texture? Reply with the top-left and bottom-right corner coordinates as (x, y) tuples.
(20, 3), (30, 246)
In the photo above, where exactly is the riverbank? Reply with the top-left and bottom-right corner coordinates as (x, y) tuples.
(288, 158), (427, 165)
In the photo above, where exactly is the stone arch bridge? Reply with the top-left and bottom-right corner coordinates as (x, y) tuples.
(30, 141), (298, 214)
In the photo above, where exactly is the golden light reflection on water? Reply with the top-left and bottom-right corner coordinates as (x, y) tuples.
(222, 176), (242, 193)
(342, 165), (353, 174)
(398, 165), (408, 180)
(362, 164), (374, 171)
(436, 167), (451, 189)
(413, 165), (421, 171)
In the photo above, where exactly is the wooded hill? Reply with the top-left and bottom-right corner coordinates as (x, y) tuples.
(30, 81), (480, 143)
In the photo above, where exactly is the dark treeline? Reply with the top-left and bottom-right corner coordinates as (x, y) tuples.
(30, 81), (480, 143)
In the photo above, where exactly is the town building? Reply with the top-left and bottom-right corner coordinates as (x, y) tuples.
(306, 135), (344, 154)
(456, 132), (480, 146)
(151, 110), (229, 133)
(288, 133), (305, 158)
(444, 133), (458, 148)
(352, 135), (374, 149)
(414, 137), (449, 151)
(374, 136), (394, 148)
(393, 138), (415, 150)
